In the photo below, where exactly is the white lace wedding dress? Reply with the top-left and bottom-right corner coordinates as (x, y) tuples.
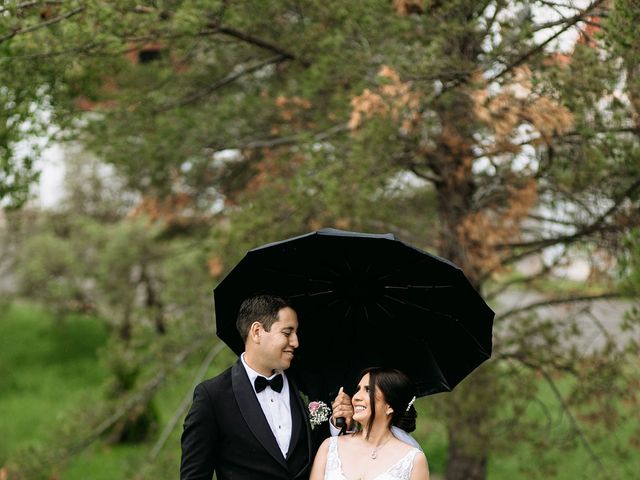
(324, 436), (420, 480)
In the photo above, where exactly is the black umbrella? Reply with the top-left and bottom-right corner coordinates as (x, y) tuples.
(214, 228), (494, 400)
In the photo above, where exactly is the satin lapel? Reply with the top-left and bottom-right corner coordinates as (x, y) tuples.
(231, 361), (288, 470)
(288, 376), (313, 475)
(287, 376), (302, 456)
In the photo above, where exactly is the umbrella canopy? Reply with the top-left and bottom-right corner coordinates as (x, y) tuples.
(214, 228), (494, 399)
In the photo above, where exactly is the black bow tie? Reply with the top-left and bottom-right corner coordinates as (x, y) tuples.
(254, 374), (284, 393)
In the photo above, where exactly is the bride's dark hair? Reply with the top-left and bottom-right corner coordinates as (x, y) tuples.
(360, 367), (417, 436)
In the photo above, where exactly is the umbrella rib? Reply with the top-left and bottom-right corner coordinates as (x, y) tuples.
(376, 256), (456, 283)
(373, 301), (394, 319)
(381, 293), (491, 358)
(287, 290), (335, 299)
(447, 317), (491, 358)
(343, 258), (354, 274)
(381, 293), (451, 320)
(420, 341), (452, 393)
(261, 267), (335, 285)
(307, 290), (335, 297)
(344, 304), (353, 319)
(384, 284), (454, 290)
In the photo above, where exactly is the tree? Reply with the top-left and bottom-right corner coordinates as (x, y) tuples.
(2, 1), (640, 478)
(3, 151), (220, 474)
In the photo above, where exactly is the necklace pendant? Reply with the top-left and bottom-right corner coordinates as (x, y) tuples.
(370, 450), (377, 459)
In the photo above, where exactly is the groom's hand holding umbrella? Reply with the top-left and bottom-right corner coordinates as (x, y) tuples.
(331, 387), (354, 432)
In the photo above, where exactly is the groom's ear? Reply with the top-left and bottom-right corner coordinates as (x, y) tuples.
(249, 321), (263, 343)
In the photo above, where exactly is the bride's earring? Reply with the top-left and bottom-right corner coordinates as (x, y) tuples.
(386, 408), (393, 416)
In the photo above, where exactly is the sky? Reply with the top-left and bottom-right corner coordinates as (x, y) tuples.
(35, 143), (65, 208)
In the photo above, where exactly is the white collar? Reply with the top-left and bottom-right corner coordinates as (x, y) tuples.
(240, 353), (283, 384)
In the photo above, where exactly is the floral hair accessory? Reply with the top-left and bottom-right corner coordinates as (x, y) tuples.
(308, 400), (331, 429)
(406, 396), (416, 412)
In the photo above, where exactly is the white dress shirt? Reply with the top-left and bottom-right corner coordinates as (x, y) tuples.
(240, 353), (292, 457)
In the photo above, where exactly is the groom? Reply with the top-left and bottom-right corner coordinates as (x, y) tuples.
(180, 294), (353, 480)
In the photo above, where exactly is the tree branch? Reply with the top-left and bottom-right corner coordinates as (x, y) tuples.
(148, 341), (226, 460)
(502, 352), (607, 470)
(499, 292), (624, 321)
(0, 41), (104, 61)
(207, 123), (348, 151)
(0, 6), (86, 44)
(480, 0), (504, 39)
(472, 126), (639, 164)
(532, 12), (607, 32)
(539, 368), (606, 471)
(526, 213), (590, 227)
(64, 336), (209, 458)
(0, 26), (234, 62)
(485, 260), (558, 301)
(206, 23), (306, 66)
(408, 164), (442, 185)
(489, 0), (607, 83)
(0, 0), (63, 14)
(497, 176), (640, 266)
(155, 54), (287, 113)
(555, 126), (640, 139)
(497, 352), (577, 375)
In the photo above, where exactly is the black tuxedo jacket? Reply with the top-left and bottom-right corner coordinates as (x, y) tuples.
(180, 360), (326, 480)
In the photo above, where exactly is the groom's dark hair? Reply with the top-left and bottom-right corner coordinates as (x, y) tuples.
(236, 294), (293, 342)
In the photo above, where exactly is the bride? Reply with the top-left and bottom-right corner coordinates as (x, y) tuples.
(311, 367), (429, 480)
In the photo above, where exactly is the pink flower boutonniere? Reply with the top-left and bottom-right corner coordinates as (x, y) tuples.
(308, 400), (331, 429)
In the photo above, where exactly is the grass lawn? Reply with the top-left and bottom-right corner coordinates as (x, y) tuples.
(0, 303), (109, 463)
(0, 302), (237, 479)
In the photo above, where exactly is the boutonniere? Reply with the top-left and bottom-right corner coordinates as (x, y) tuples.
(308, 400), (331, 429)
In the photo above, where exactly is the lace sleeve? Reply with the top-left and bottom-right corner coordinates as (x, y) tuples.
(323, 437), (344, 480)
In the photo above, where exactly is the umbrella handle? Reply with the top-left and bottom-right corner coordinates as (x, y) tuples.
(335, 416), (347, 435)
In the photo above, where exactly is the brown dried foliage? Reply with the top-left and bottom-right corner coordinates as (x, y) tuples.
(128, 193), (193, 228)
(472, 66), (574, 152)
(207, 255), (224, 279)
(244, 150), (304, 196)
(457, 178), (538, 275)
(392, 0), (424, 16)
(275, 95), (313, 130)
(308, 217), (351, 232)
(348, 66), (420, 132)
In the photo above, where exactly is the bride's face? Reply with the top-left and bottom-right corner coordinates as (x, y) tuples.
(352, 373), (389, 424)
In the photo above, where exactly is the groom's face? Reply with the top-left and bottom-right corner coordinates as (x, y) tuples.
(257, 306), (299, 372)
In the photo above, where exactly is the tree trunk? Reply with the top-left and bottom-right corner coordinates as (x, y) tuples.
(120, 303), (132, 341)
(436, 191), (493, 480)
(141, 265), (167, 335)
(446, 432), (488, 480)
(431, 90), (493, 480)
(438, 364), (494, 480)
